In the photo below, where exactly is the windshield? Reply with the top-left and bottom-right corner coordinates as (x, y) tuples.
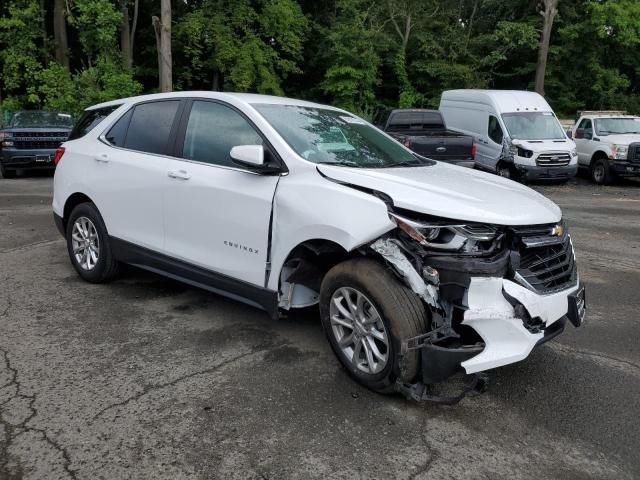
(595, 118), (640, 135)
(253, 104), (429, 168)
(501, 112), (566, 140)
(8, 111), (73, 128)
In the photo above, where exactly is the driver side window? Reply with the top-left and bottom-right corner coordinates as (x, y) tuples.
(488, 115), (504, 144)
(182, 101), (263, 168)
(579, 118), (593, 137)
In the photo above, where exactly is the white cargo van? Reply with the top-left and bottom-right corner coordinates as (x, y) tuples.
(439, 90), (578, 181)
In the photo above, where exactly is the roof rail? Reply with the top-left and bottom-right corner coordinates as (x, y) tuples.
(578, 110), (629, 117)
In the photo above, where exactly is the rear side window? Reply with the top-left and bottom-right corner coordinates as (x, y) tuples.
(123, 101), (180, 155)
(105, 109), (133, 147)
(68, 105), (120, 140)
(182, 101), (262, 167)
(488, 115), (504, 144)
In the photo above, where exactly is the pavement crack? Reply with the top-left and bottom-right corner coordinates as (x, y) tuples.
(0, 347), (77, 480)
(92, 348), (266, 421)
(0, 239), (62, 255)
(409, 418), (439, 480)
(0, 295), (11, 319)
(549, 343), (640, 374)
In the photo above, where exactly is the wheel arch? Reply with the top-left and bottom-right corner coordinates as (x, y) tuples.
(275, 238), (357, 310)
(62, 192), (96, 233)
(590, 150), (609, 165)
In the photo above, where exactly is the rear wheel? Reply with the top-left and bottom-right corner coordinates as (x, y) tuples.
(66, 203), (120, 283)
(0, 165), (16, 178)
(319, 258), (429, 393)
(590, 158), (612, 185)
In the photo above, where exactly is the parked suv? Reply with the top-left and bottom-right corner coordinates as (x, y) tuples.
(53, 92), (585, 400)
(0, 110), (73, 178)
(571, 111), (640, 184)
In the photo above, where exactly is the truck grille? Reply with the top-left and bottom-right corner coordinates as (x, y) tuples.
(511, 225), (577, 294)
(10, 132), (68, 150)
(536, 152), (571, 167)
(629, 143), (640, 163)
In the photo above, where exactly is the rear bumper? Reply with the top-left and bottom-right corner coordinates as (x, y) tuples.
(515, 163), (578, 180)
(1, 148), (56, 169)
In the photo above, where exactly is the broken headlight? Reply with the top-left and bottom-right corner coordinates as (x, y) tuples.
(389, 212), (503, 254)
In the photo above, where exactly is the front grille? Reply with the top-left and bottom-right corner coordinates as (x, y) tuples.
(8, 132), (68, 150)
(629, 143), (640, 163)
(14, 140), (63, 149)
(536, 152), (571, 167)
(512, 225), (577, 294)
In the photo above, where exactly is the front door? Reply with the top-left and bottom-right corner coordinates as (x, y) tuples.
(475, 113), (504, 172)
(164, 100), (280, 287)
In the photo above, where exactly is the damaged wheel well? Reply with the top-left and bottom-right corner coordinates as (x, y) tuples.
(278, 239), (352, 309)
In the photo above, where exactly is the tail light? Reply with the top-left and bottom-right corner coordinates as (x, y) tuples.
(53, 147), (65, 166)
(471, 143), (477, 159)
(403, 137), (412, 148)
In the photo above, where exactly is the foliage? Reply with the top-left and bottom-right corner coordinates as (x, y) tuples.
(1, 0), (640, 119)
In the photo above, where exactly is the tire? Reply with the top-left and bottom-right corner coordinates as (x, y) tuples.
(496, 162), (513, 179)
(66, 202), (120, 283)
(319, 258), (429, 393)
(590, 158), (612, 185)
(0, 165), (16, 179)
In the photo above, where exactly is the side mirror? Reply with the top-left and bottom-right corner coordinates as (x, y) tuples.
(230, 145), (264, 167)
(566, 130), (573, 139)
(574, 128), (584, 139)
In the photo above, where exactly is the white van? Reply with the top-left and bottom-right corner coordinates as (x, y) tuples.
(439, 90), (578, 181)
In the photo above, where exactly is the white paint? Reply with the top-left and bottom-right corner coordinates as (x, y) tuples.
(461, 277), (578, 374)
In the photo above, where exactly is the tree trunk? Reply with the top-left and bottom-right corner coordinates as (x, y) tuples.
(53, 0), (69, 69)
(40, 0), (49, 66)
(534, 0), (559, 96)
(159, 0), (172, 92)
(121, 4), (132, 69)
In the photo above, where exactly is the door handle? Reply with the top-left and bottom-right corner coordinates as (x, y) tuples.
(94, 153), (110, 163)
(436, 146), (446, 153)
(168, 169), (191, 180)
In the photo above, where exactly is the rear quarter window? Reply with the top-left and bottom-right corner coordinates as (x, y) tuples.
(68, 105), (120, 140)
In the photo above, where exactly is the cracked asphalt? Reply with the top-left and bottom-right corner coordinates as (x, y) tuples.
(1, 172), (639, 479)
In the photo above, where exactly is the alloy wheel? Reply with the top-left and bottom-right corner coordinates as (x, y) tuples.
(329, 287), (389, 375)
(71, 216), (100, 271)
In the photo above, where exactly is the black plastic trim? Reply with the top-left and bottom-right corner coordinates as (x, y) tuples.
(53, 213), (65, 237)
(110, 236), (279, 318)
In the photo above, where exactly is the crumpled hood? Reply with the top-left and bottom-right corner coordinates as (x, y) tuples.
(318, 162), (562, 226)
(595, 133), (640, 145)
(513, 138), (575, 153)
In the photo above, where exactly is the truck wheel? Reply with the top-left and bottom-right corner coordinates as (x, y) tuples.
(0, 165), (16, 179)
(496, 163), (513, 179)
(66, 203), (120, 283)
(319, 258), (429, 393)
(591, 158), (612, 185)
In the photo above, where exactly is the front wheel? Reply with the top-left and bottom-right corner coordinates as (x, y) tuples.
(591, 158), (612, 185)
(319, 258), (429, 393)
(0, 165), (16, 178)
(496, 163), (513, 179)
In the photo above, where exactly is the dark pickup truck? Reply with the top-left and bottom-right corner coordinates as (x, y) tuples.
(382, 109), (475, 167)
(0, 110), (73, 178)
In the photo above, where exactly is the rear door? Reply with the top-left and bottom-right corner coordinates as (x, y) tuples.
(163, 99), (281, 286)
(87, 99), (183, 252)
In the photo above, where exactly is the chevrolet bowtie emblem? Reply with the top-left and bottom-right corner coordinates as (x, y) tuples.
(551, 224), (564, 236)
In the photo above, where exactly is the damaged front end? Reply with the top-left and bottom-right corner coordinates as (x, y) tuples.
(368, 209), (586, 404)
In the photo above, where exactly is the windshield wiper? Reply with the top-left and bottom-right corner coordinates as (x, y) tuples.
(318, 160), (362, 168)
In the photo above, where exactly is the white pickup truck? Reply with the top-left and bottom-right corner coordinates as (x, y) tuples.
(571, 111), (640, 184)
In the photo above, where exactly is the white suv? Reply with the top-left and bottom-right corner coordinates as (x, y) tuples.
(53, 92), (585, 400)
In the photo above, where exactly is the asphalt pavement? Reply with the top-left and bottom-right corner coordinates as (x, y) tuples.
(1, 172), (639, 479)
